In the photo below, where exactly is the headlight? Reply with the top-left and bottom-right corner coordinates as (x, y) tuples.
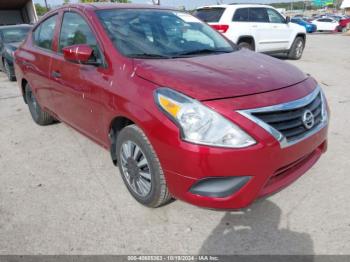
(155, 88), (256, 148)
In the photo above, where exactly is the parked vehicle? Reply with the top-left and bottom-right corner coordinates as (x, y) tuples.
(0, 0), (37, 25)
(0, 24), (32, 81)
(193, 4), (307, 59)
(293, 15), (312, 22)
(15, 4), (329, 209)
(291, 17), (317, 33)
(311, 17), (339, 31)
(338, 17), (350, 32)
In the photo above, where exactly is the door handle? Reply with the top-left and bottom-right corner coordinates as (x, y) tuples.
(22, 61), (34, 69)
(51, 71), (61, 78)
(252, 25), (258, 28)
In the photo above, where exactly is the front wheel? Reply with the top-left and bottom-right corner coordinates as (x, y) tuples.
(116, 125), (172, 208)
(288, 37), (305, 60)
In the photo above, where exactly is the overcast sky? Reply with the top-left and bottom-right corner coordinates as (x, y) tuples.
(34, 0), (290, 9)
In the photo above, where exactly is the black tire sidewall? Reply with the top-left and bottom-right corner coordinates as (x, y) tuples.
(25, 84), (40, 122)
(116, 126), (163, 207)
(290, 37), (304, 60)
(4, 60), (13, 81)
(238, 42), (253, 50)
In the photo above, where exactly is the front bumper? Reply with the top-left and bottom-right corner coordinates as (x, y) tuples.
(163, 129), (327, 210)
(306, 26), (317, 33)
(149, 79), (329, 209)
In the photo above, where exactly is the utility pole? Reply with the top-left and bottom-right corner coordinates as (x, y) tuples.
(44, 0), (49, 10)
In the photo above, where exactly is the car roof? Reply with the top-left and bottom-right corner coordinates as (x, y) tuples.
(55, 3), (178, 12)
(196, 4), (272, 9)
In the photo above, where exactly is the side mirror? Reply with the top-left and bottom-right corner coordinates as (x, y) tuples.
(285, 16), (291, 24)
(62, 44), (95, 64)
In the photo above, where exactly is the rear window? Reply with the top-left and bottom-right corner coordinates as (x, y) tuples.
(193, 8), (225, 23)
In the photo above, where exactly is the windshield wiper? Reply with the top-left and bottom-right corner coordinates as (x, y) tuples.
(175, 49), (232, 57)
(128, 53), (172, 59)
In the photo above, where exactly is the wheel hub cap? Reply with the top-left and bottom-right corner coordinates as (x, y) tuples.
(126, 158), (139, 179)
(120, 140), (152, 197)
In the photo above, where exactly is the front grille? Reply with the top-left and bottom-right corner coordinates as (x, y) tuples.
(251, 93), (323, 142)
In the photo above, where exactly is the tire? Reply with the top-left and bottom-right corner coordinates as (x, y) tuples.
(116, 124), (171, 208)
(25, 83), (55, 126)
(288, 37), (305, 60)
(4, 59), (15, 81)
(238, 41), (253, 50)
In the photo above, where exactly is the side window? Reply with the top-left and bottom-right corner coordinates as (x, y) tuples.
(33, 15), (57, 50)
(267, 9), (285, 24)
(59, 12), (100, 59)
(232, 8), (249, 22)
(248, 8), (269, 23)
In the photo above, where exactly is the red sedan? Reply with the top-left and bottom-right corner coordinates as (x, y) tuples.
(14, 3), (329, 209)
(339, 17), (350, 32)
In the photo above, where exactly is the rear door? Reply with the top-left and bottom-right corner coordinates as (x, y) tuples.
(230, 8), (251, 43)
(314, 18), (336, 31)
(322, 18), (337, 30)
(49, 11), (107, 142)
(247, 8), (271, 52)
(23, 14), (59, 112)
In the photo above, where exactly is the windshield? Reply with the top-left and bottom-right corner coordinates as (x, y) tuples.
(1, 27), (30, 43)
(96, 9), (235, 59)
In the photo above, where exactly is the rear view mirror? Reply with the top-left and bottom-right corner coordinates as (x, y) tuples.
(62, 44), (95, 64)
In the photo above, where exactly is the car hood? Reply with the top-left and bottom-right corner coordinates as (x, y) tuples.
(134, 49), (308, 101)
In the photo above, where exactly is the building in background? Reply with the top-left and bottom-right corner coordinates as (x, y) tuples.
(341, 0), (350, 14)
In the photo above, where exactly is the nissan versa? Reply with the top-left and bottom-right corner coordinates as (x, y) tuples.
(14, 4), (329, 209)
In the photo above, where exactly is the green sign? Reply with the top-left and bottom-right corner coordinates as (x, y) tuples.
(312, 0), (334, 6)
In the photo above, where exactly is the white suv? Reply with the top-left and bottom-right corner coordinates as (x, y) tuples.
(194, 4), (307, 59)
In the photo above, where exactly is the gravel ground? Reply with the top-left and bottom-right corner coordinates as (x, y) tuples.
(0, 34), (349, 255)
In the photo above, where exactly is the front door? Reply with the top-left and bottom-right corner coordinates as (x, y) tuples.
(266, 8), (292, 51)
(49, 11), (107, 143)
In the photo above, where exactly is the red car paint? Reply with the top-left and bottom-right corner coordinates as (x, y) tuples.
(339, 17), (350, 31)
(14, 4), (328, 209)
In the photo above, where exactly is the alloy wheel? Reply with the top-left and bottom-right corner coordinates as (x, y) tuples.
(120, 140), (152, 197)
(295, 40), (304, 58)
